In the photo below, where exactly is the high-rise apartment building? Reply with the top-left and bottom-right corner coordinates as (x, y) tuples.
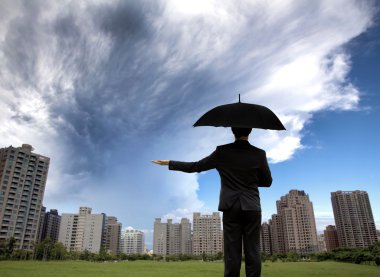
(269, 214), (285, 254)
(167, 219), (181, 255)
(269, 190), (319, 255)
(192, 212), (223, 256)
(104, 216), (121, 255)
(324, 225), (339, 251)
(260, 222), (272, 255)
(331, 190), (378, 248)
(180, 218), (192, 255)
(39, 208), (61, 243)
(153, 217), (192, 256)
(0, 144), (50, 250)
(58, 207), (105, 253)
(153, 218), (167, 255)
(120, 229), (145, 255)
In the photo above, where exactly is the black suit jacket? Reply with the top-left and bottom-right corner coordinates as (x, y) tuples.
(169, 140), (272, 211)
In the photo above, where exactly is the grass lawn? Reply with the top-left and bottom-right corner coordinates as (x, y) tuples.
(0, 260), (379, 277)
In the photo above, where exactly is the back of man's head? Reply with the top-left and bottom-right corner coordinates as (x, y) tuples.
(232, 127), (252, 139)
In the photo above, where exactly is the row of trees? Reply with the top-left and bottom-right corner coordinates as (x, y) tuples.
(0, 237), (67, 261)
(0, 237), (222, 262)
(311, 243), (380, 265)
(261, 243), (380, 266)
(2, 237), (379, 265)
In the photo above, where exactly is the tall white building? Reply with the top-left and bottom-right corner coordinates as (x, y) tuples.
(270, 190), (319, 255)
(0, 144), (50, 250)
(192, 212), (223, 256)
(153, 218), (192, 256)
(167, 219), (181, 255)
(58, 207), (105, 253)
(153, 218), (167, 255)
(331, 190), (378, 248)
(180, 218), (192, 255)
(120, 229), (145, 255)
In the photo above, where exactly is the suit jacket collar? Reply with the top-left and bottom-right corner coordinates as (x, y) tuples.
(234, 139), (250, 145)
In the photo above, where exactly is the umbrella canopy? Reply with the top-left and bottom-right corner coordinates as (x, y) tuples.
(193, 97), (286, 130)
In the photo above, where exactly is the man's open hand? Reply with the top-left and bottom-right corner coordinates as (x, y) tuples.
(152, 160), (169, 166)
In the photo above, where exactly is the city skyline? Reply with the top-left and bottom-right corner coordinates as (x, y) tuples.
(0, 0), (379, 250)
(1, 144), (377, 252)
(42, 189), (380, 249)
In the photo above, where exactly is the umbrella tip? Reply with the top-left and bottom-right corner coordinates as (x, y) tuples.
(239, 94), (240, 103)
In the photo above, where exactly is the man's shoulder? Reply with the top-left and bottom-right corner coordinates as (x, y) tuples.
(251, 145), (266, 154)
(216, 142), (235, 149)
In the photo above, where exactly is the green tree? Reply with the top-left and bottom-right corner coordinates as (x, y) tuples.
(51, 242), (67, 260)
(261, 252), (270, 262)
(80, 249), (93, 261)
(67, 250), (80, 260)
(286, 252), (300, 262)
(370, 243), (380, 266)
(5, 237), (16, 258)
(118, 252), (127, 260)
(35, 238), (54, 260)
(152, 254), (164, 261)
(96, 246), (110, 261)
(270, 253), (279, 262)
(202, 252), (207, 261)
(215, 252), (224, 261)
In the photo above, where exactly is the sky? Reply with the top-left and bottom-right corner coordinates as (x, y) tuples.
(0, 0), (379, 249)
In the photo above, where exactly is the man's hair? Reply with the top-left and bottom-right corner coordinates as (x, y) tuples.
(231, 127), (252, 138)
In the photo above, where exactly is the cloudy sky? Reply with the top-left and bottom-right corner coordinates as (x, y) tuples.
(1, 0), (379, 248)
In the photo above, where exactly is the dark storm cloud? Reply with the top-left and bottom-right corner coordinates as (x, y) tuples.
(35, 1), (235, 176)
(31, 1), (163, 175)
(11, 113), (34, 124)
(95, 0), (155, 40)
(2, 1), (42, 87)
(0, 1), (165, 175)
(53, 14), (82, 50)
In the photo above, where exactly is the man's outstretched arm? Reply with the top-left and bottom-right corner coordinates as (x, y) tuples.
(152, 149), (218, 173)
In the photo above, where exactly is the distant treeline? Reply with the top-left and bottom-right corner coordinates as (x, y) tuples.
(1, 237), (379, 266)
(262, 243), (380, 266)
(0, 237), (223, 262)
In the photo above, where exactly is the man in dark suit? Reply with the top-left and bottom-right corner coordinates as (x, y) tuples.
(152, 127), (272, 277)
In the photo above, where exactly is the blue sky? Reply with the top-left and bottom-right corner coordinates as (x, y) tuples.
(0, 0), (379, 248)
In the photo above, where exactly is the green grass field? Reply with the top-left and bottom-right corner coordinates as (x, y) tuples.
(0, 261), (379, 277)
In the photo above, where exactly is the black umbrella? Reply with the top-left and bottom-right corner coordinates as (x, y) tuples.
(193, 95), (286, 130)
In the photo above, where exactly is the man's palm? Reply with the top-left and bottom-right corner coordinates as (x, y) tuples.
(152, 160), (169, 166)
